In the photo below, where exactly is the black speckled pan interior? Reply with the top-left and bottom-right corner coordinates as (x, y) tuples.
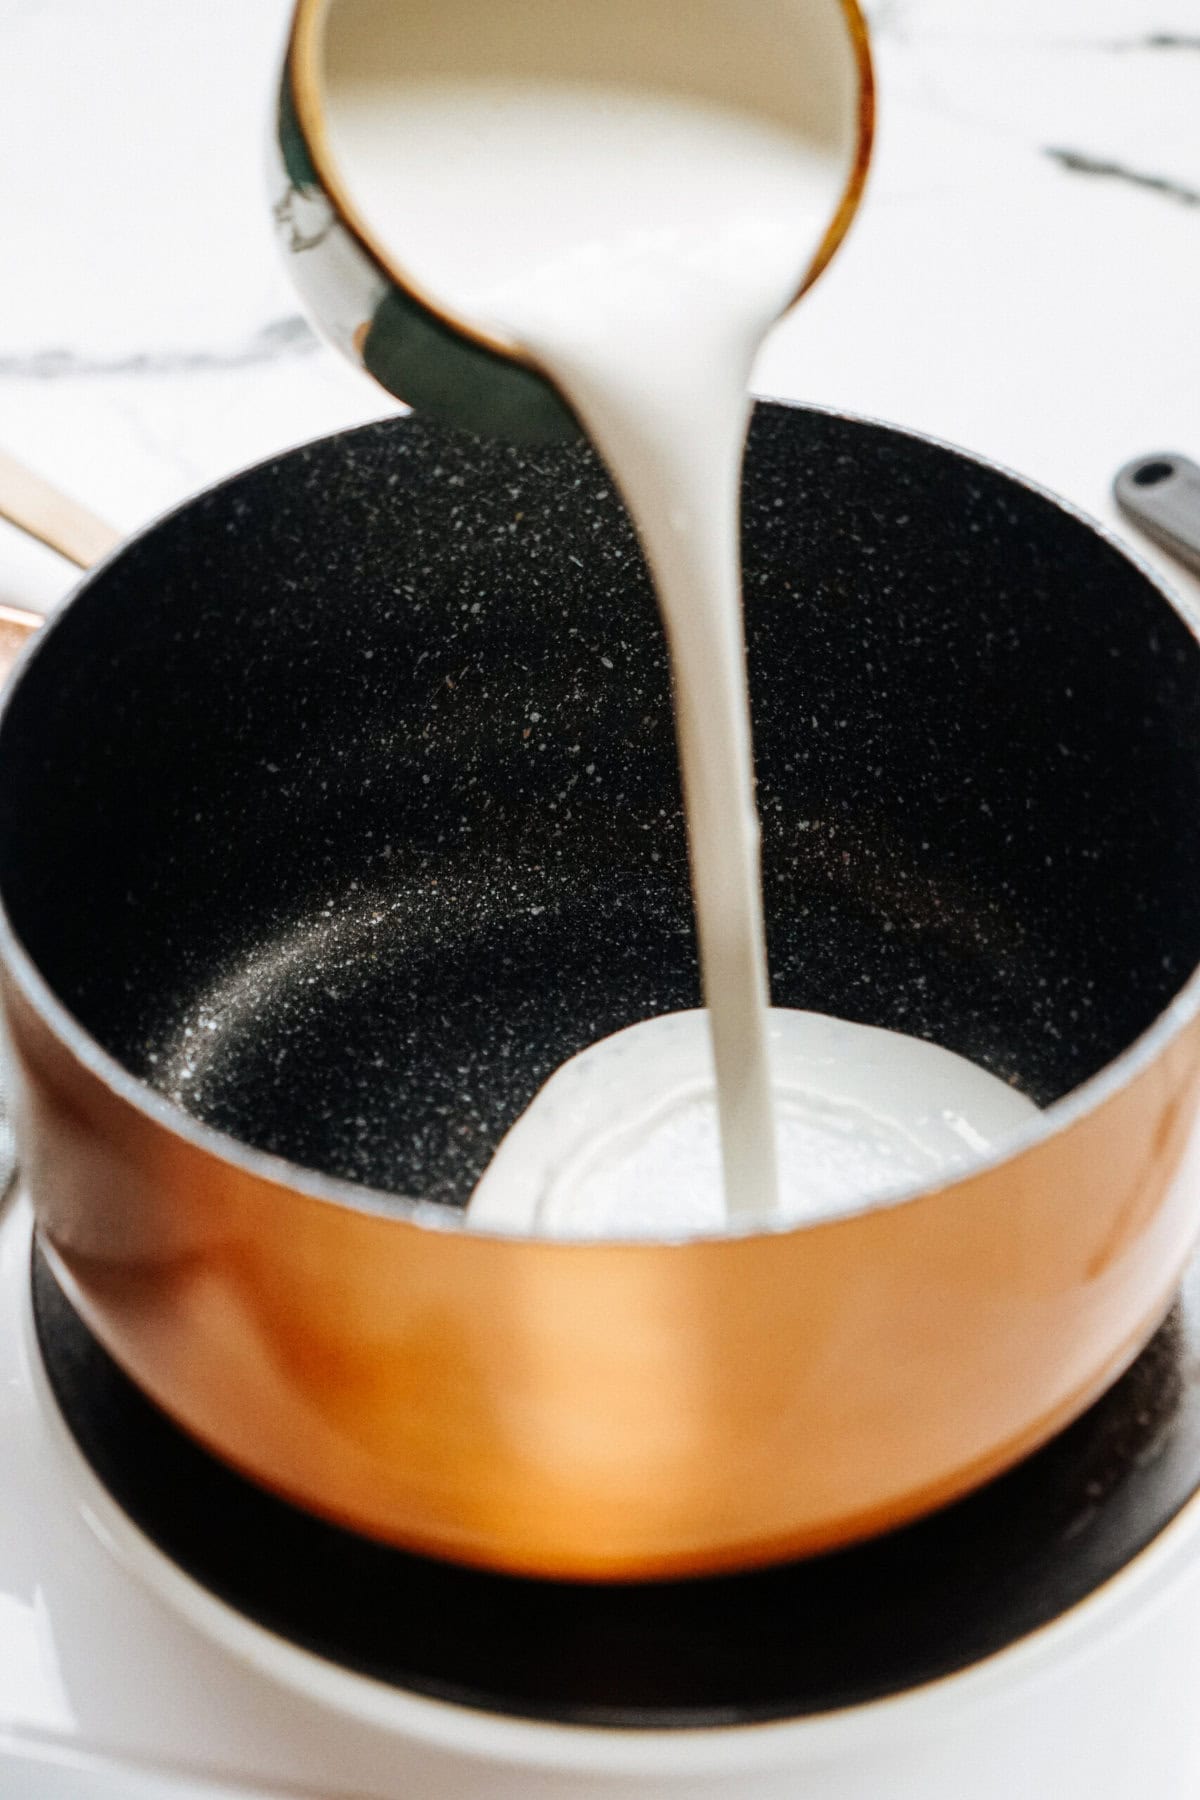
(2, 404), (1199, 1209)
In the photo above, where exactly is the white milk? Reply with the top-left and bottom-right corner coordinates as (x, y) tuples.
(323, 0), (1035, 1233)
(470, 1010), (1038, 1236)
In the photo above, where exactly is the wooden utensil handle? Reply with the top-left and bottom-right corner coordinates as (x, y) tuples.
(0, 449), (121, 570)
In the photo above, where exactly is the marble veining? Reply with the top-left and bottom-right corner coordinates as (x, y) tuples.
(0, 315), (319, 382)
(1044, 147), (1200, 207)
(1095, 33), (1200, 52)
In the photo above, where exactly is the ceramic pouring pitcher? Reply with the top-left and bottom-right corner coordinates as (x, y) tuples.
(270, 0), (875, 440)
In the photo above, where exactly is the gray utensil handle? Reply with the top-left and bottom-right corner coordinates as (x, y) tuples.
(1114, 453), (1200, 576)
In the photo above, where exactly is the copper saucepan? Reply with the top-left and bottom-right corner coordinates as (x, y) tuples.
(2, 406), (1200, 1581)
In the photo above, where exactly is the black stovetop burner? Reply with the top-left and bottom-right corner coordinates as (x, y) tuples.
(33, 1242), (1200, 1730)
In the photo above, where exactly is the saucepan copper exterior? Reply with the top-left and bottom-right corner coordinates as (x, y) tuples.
(2, 405), (1200, 1580)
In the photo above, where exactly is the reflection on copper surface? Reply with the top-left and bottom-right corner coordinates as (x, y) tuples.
(7, 949), (1200, 1579)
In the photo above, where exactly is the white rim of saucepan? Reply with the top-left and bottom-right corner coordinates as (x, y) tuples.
(0, 399), (1198, 1251)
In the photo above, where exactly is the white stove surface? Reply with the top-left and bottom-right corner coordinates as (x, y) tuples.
(6, 1185), (1200, 1800)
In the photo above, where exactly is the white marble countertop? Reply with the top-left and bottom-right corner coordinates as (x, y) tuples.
(1, 0), (1198, 613)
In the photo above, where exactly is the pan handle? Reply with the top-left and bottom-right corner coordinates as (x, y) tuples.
(1113, 453), (1200, 577)
(0, 449), (123, 681)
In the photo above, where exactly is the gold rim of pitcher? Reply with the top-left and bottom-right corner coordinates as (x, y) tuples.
(288, 0), (876, 368)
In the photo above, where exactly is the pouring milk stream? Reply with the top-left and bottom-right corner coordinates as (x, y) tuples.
(320, 0), (1036, 1233)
